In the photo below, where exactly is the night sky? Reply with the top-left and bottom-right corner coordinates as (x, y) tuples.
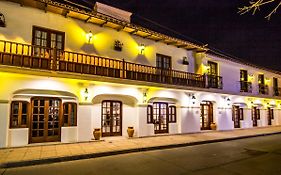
(77, 0), (281, 72)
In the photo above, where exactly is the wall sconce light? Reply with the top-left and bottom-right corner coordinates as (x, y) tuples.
(191, 94), (196, 105)
(84, 88), (89, 101)
(226, 97), (231, 106)
(138, 43), (145, 55)
(143, 92), (147, 103)
(86, 31), (93, 44)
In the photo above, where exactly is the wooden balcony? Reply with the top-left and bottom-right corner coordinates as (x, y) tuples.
(258, 84), (269, 95)
(0, 40), (206, 88)
(206, 74), (223, 89)
(239, 81), (252, 93)
(273, 87), (281, 97)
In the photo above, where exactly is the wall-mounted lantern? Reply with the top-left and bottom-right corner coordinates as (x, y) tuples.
(190, 94), (196, 105)
(114, 40), (123, 51)
(0, 13), (6, 27)
(83, 88), (89, 101)
(86, 31), (93, 44)
(226, 97), (231, 106)
(142, 88), (149, 103)
(138, 43), (145, 55)
(182, 57), (189, 65)
(143, 92), (147, 103)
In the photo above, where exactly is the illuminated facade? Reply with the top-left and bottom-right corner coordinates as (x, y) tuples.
(0, 0), (280, 147)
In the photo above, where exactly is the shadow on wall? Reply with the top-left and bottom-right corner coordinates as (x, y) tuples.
(80, 43), (98, 55)
(135, 54), (150, 65)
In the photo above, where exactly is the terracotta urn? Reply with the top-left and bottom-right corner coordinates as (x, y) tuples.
(210, 123), (217, 130)
(127, 126), (134, 138)
(93, 128), (101, 140)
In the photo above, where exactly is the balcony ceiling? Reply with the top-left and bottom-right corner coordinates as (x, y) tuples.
(12, 0), (207, 52)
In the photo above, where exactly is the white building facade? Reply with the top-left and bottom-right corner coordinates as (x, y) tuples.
(0, 0), (280, 148)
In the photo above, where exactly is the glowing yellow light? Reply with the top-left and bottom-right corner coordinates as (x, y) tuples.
(202, 65), (210, 74)
(265, 78), (270, 85)
(138, 44), (145, 55)
(86, 31), (93, 44)
(248, 74), (254, 81)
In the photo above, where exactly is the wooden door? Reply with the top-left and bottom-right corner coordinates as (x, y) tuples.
(232, 106), (241, 128)
(153, 102), (169, 134)
(101, 101), (122, 137)
(252, 107), (260, 127)
(267, 108), (273, 125)
(200, 101), (213, 130)
(30, 98), (61, 143)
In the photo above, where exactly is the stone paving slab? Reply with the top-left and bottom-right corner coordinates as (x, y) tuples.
(0, 126), (281, 168)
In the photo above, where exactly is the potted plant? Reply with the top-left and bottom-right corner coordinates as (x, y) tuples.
(114, 40), (123, 51)
(93, 128), (101, 140)
(127, 126), (134, 138)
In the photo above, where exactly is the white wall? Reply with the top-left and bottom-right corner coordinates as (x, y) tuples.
(137, 105), (154, 137)
(217, 108), (233, 131)
(0, 102), (9, 148)
(180, 107), (200, 133)
(61, 127), (78, 143)
(8, 128), (29, 147)
(77, 105), (93, 141)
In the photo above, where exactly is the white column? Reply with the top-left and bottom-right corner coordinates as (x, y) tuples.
(77, 103), (93, 141)
(180, 106), (200, 133)
(137, 104), (154, 137)
(0, 101), (9, 148)
(217, 108), (233, 131)
(243, 108), (253, 128)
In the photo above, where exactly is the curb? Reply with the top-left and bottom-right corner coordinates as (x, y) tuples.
(1, 131), (281, 169)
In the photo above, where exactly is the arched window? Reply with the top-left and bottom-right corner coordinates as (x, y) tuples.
(10, 101), (29, 128)
(63, 103), (77, 126)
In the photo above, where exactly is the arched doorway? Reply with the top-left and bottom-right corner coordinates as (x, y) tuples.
(232, 105), (243, 128)
(200, 101), (213, 130)
(101, 100), (122, 137)
(252, 107), (260, 127)
(30, 97), (61, 143)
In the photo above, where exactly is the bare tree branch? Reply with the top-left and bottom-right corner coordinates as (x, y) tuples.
(238, 0), (281, 20)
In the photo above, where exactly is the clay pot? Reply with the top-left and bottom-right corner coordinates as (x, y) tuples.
(93, 128), (101, 140)
(210, 123), (217, 130)
(127, 126), (134, 138)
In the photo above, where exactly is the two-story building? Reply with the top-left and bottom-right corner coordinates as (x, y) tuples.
(0, 0), (280, 148)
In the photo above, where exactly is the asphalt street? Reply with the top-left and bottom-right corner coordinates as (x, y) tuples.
(1, 134), (281, 175)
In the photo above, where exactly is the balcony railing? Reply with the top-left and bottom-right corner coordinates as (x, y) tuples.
(258, 84), (269, 95)
(0, 40), (206, 88)
(206, 74), (223, 89)
(239, 81), (252, 93)
(273, 87), (281, 97)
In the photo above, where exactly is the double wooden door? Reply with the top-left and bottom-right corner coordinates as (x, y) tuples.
(252, 107), (260, 127)
(200, 101), (213, 130)
(268, 108), (274, 125)
(30, 98), (61, 143)
(232, 106), (243, 128)
(101, 101), (122, 137)
(153, 102), (169, 134)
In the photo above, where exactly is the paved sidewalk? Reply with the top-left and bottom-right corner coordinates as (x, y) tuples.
(1, 126), (281, 168)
